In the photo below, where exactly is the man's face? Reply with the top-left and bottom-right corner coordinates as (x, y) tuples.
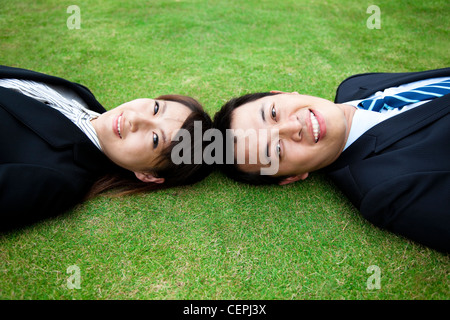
(230, 93), (351, 183)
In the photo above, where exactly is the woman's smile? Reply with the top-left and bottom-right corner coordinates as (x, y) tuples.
(113, 112), (123, 139)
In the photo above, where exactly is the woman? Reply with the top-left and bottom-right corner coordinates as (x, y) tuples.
(0, 65), (212, 230)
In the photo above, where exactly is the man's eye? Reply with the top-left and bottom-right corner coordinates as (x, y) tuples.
(153, 132), (159, 149)
(271, 105), (277, 119)
(276, 141), (281, 157)
(154, 101), (159, 115)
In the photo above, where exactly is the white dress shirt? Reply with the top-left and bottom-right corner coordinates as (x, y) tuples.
(0, 78), (102, 151)
(342, 76), (450, 150)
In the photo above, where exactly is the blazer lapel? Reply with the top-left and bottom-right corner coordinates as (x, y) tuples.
(0, 86), (113, 173)
(373, 94), (450, 153)
(0, 65), (106, 114)
(324, 134), (377, 172)
(326, 93), (450, 172)
(335, 67), (450, 103)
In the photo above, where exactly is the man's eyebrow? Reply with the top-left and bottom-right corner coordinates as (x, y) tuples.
(260, 104), (271, 162)
(260, 105), (266, 122)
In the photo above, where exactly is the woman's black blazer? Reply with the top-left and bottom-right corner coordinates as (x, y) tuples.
(0, 65), (115, 229)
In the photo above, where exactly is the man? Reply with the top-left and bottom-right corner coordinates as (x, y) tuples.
(213, 68), (450, 252)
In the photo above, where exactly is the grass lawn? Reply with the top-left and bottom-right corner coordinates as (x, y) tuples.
(0, 0), (449, 300)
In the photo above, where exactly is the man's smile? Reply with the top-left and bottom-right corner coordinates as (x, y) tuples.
(309, 109), (326, 143)
(310, 110), (320, 143)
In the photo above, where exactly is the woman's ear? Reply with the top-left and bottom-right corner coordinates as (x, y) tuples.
(134, 172), (165, 184)
(278, 173), (309, 186)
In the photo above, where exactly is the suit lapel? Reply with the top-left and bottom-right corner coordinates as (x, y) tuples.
(335, 67), (450, 103)
(0, 86), (112, 173)
(326, 93), (450, 172)
(373, 94), (450, 152)
(327, 68), (450, 172)
(0, 65), (106, 114)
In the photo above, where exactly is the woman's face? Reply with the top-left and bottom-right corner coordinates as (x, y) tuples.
(92, 98), (191, 178)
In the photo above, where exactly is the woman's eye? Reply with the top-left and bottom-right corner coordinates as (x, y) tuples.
(271, 105), (277, 120)
(154, 101), (160, 115)
(153, 132), (159, 149)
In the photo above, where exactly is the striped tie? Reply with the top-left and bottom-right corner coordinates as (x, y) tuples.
(358, 79), (450, 112)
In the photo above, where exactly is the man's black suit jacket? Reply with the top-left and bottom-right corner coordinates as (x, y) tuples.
(325, 67), (450, 253)
(0, 65), (115, 230)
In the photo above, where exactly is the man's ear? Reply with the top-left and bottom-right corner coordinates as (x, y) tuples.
(134, 172), (165, 184)
(278, 173), (309, 186)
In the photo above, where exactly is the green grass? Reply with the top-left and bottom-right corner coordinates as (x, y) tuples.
(0, 0), (449, 300)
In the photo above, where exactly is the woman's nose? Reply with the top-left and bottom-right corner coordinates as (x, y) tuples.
(129, 112), (155, 132)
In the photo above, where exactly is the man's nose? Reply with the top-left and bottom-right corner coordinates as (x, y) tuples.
(276, 116), (302, 141)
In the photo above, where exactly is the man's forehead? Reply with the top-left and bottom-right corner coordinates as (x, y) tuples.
(232, 95), (273, 115)
(231, 93), (303, 118)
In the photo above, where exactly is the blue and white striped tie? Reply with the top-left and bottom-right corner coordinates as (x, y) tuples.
(358, 79), (450, 112)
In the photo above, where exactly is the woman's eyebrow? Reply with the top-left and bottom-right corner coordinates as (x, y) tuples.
(161, 100), (167, 115)
(162, 130), (167, 145)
